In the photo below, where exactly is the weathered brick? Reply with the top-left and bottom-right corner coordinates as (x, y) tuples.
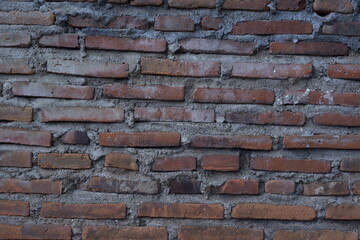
(326, 204), (360, 220)
(232, 21), (312, 35)
(12, 82), (94, 100)
(60, 130), (90, 145)
(191, 135), (272, 150)
(193, 88), (275, 104)
(251, 157), (331, 173)
(313, 113), (360, 127)
(201, 155), (240, 171)
(40, 202), (126, 219)
(352, 182), (360, 194)
(323, 22), (360, 36)
(340, 158), (360, 172)
(82, 226), (168, 240)
(178, 226), (263, 240)
(38, 153), (91, 169)
(68, 16), (148, 30)
(226, 111), (305, 126)
(42, 107), (124, 122)
(179, 39), (256, 55)
(47, 59), (128, 78)
(303, 181), (349, 196)
(103, 84), (185, 101)
(170, 178), (201, 194)
(0, 32), (31, 47)
(0, 11), (55, 25)
(276, 0), (306, 11)
(87, 177), (159, 194)
(169, 0), (215, 8)
(213, 179), (259, 195)
(313, 0), (353, 14)
(85, 36), (166, 52)
(231, 63), (312, 79)
(154, 16), (194, 32)
(0, 200), (29, 216)
(265, 180), (295, 195)
(0, 128), (52, 147)
(328, 64), (360, 79)
(201, 17), (224, 30)
(134, 107), (215, 123)
(0, 179), (62, 194)
(0, 151), (32, 168)
(107, 0), (129, 3)
(0, 59), (34, 74)
(231, 203), (316, 220)
(105, 153), (139, 170)
(139, 202), (224, 219)
(152, 156), (196, 171)
(0, 224), (72, 240)
(141, 58), (220, 77)
(0, 105), (32, 122)
(99, 132), (181, 147)
(270, 42), (349, 56)
(222, 0), (270, 10)
(48, 0), (95, 1)
(284, 135), (360, 149)
(274, 230), (358, 240)
(39, 34), (79, 48)
(130, 0), (162, 5)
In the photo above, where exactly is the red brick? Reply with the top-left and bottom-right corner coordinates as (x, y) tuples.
(222, 0), (270, 10)
(313, 0), (353, 14)
(0, 127), (52, 147)
(134, 107), (215, 123)
(226, 111), (305, 126)
(326, 204), (360, 220)
(48, 0), (95, 1)
(105, 153), (139, 170)
(265, 180), (295, 195)
(193, 88), (275, 104)
(274, 230), (358, 240)
(170, 178), (201, 194)
(99, 132), (181, 147)
(323, 22), (360, 36)
(47, 59), (128, 78)
(87, 177), (160, 194)
(251, 157), (331, 173)
(139, 202), (224, 219)
(283, 89), (360, 107)
(0, 151), (32, 168)
(60, 130), (90, 145)
(201, 155), (240, 171)
(303, 181), (350, 196)
(141, 58), (220, 77)
(85, 36), (166, 53)
(0, 59), (34, 74)
(233, 21), (312, 35)
(68, 16), (147, 30)
(276, 0), (306, 11)
(0, 105), (32, 122)
(103, 84), (185, 101)
(169, 0), (215, 8)
(152, 156), (196, 171)
(179, 39), (256, 55)
(107, 0), (129, 3)
(82, 226), (167, 240)
(214, 179), (259, 195)
(231, 63), (312, 79)
(42, 107), (124, 122)
(40, 202), (126, 219)
(130, 0), (162, 5)
(38, 153), (91, 169)
(284, 135), (360, 149)
(201, 17), (224, 30)
(0, 32), (31, 47)
(191, 135), (272, 150)
(0, 11), (55, 25)
(352, 182), (360, 194)
(0, 200), (29, 216)
(0, 179), (62, 194)
(154, 16), (194, 32)
(340, 158), (360, 172)
(328, 64), (360, 79)
(0, 224), (71, 240)
(178, 226), (263, 240)
(231, 203), (316, 220)
(313, 113), (360, 127)
(12, 82), (94, 100)
(270, 42), (349, 56)
(39, 34), (79, 48)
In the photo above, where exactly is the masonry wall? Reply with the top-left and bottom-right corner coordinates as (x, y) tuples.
(0, 0), (360, 239)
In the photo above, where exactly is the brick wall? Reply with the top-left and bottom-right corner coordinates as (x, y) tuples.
(0, 0), (360, 239)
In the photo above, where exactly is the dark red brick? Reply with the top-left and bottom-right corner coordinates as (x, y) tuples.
(276, 0), (306, 11)
(328, 64), (360, 79)
(213, 179), (259, 195)
(0, 127), (52, 147)
(313, 0), (353, 14)
(105, 153), (139, 170)
(323, 22), (360, 36)
(0, 32), (31, 47)
(265, 180), (295, 195)
(60, 130), (90, 145)
(170, 178), (201, 194)
(38, 153), (91, 169)
(270, 42), (349, 56)
(340, 158), (360, 172)
(0, 59), (34, 74)
(0, 179), (62, 194)
(154, 16), (194, 32)
(222, 0), (270, 10)
(201, 155), (240, 171)
(0, 11), (55, 25)
(82, 226), (167, 240)
(284, 135), (360, 150)
(303, 181), (350, 196)
(0, 224), (71, 240)
(0, 200), (29, 216)
(232, 21), (312, 35)
(326, 204), (360, 220)
(130, 0), (162, 5)
(313, 113), (360, 127)
(0, 151), (32, 168)
(39, 34), (79, 48)
(201, 17), (224, 30)
(169, 0), (215, 8)
(178, 226), (263, 240)
(152, 156), (196, 171)
(274, 230), (358, 240)
(0, 105), (32, 122)
(226, 111), (305, 126)
(68, 16), (148, 30)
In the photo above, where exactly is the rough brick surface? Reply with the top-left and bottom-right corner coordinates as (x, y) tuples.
(0, 11), (55, 25)
(340, 158), (360, 172)
(68, 16), (148, 30)
(265, 180), (295, 195)
(323, 22), (360, 36)
(284, 135), (360, 149)
(214, 179), (259, 195)
(0, 224), (72, 240)
(270, 42), (349, 56)
(105, 153), (139, 170)
(0, 151), (32, 167)
(0, 179), (62, 194)
(328, 64), (360, 79)
(154, 16), (194, 32)
(326, 204), (360, 220)
(226, 111), (305, 126)
(313, 0), (353, 14)
(60, 130), (90, 145)
(38, 153), (92, 169)
(276, 0), (306, 11)
(201, 17), (224, 30)
(152, 156), (196, 171)
(39, 34), (79, 48)
(222, 0), (270, 10)
(169, 0), (216, 8)
(0, 32), (31, 47)
(274, 230), (358, 240)
(0, 59), (34, 74)
(303, 182), (350, 196)
(232, 21), (312, 35)
(201, 155), (240, 171)
(313, 113), (360, 126)
(0, 105), (32, 122)
(0, 127), (52, 147)
(0, 200), (29, 216)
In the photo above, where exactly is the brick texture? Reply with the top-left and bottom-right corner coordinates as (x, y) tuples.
(232, 21), (312, 35)
(0, 151), (32, 167)
(38, 153), (92, 169)
(0, 179), (62, 194)
(0, 224), (72, 240)
(0, 127), (52, 147)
